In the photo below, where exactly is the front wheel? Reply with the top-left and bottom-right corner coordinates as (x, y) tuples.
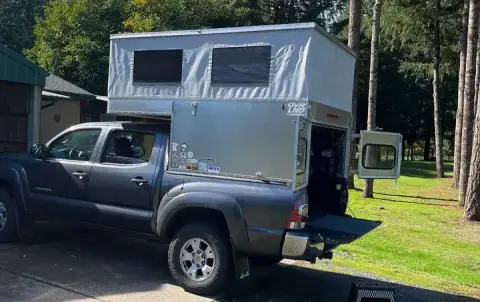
(0, 188), (17, 243)
(168, 223), (233, 296)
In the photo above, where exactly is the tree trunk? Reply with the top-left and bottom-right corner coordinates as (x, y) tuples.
(347, 0), (362, 189)
(453, 0), (470, 188)
(432, 0), (444, 178)
(362, 0), (382, 199)
(474, 23), (480, 115)
(423, 134), (431, 161)
(464, 93), (480, 221)
(459, 0), (479, 206)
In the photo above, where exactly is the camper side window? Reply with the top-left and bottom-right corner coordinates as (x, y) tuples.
(361, 144), (396, 170)
(133, 49), (183, 83)
(211, 46), (271, 84)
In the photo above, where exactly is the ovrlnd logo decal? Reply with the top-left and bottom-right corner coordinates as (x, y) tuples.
(286, 102), (307, 117)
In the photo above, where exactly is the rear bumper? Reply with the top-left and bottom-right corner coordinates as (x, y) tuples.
(281, 230), (325, 261)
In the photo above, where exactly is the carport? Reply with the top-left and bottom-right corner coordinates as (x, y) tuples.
(0, 44), (49, 153)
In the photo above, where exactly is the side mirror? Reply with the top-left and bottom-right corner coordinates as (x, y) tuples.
(30, 144), (48, 159)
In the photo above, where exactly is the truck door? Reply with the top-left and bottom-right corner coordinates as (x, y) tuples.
(357, 130), (402, 179)
(86, 128), (163, 232)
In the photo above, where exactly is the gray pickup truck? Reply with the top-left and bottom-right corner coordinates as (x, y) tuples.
(0, 121), (388, 296)
(0, 23), (404, 297)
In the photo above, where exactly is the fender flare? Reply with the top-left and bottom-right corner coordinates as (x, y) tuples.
(0, 166), (27, 210)
(0, 166), (34, 240)
(156, 191), (251, 253)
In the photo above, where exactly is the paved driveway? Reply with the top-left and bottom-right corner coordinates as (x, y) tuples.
(0, 223), (477, 302)
(0, 224), (212, 302)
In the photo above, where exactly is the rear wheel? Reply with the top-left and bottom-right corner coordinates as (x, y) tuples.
(168, 223), (233, 296)
(0, 188), (17, 243)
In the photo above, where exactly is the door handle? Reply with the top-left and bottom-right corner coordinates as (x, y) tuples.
(72, 171), (87, 180)
(131, 178), (148, 186)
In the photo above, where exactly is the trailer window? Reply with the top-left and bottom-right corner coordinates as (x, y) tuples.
(361, 144), (396, 170)
(133, 49), (183, 83)
(211, 46), (271, 84)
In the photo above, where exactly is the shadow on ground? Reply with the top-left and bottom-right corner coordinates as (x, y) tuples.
(375, 197), (457, 207)
(373, 192), (457, 203)
(222, 262), (478, 302)
(0, 223), (477, 302)
(400, 161), (453, 179)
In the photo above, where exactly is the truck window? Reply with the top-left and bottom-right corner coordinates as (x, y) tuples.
(48, 129), (101, 161)
(361, 144), (396, 170)
(101, 130), (155, 165)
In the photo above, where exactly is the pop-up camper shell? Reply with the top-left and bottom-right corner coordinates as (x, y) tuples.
(107, 22), (402, 191)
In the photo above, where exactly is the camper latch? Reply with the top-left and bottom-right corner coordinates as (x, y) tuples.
(191, 101), (199, 116)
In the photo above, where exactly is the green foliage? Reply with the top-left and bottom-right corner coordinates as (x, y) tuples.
(124, 0), (250, 32)
(25, 0), (130, 95)
(0, 0), (48, 52)
(381, 0), (461, 80)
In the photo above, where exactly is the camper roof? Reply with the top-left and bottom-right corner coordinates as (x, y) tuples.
(110, 22), (355, 57)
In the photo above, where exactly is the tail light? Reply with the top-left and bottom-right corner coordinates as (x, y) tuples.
(286, 195), (309, 229)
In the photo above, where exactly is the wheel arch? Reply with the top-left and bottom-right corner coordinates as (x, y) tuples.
(0, 167), (27, 210)
(156, 192), (250, 253)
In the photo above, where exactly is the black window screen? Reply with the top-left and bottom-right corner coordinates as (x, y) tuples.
(133, 49), (183, 83)
(211, 46), (271, 84)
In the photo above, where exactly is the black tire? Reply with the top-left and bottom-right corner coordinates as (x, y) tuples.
(168, 222), (233, 296)
(0, 188), (17, 243)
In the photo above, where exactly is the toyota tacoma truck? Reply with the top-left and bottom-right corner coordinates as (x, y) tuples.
(0, 23), (402, 296)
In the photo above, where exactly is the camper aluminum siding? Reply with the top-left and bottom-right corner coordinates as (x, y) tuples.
(107, 23), (356, 116)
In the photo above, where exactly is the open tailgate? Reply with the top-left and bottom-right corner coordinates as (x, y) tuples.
(307, 214), (382, 245)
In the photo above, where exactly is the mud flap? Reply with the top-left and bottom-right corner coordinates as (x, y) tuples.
(230, 237), (251, 280)
(307, 214), (381, 245)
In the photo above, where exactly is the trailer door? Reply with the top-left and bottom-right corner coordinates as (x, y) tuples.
(357, 130), (402, 179)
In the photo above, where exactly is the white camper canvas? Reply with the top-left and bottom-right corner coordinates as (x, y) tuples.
(107, 23), (356, 116)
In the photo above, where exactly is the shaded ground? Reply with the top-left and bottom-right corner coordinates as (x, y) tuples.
(0, 223), (477, 302)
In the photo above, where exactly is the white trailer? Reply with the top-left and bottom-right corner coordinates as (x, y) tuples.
(107, 22), (402, 191)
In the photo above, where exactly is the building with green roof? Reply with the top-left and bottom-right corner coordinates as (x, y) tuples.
(0, 44), (49, 152)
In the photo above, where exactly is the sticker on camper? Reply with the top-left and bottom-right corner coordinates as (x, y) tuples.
(187, 151), (194, 159)
(198, 161), (208, 172)
(172, 142), (178, 152)
(180, 152), (187, 160)
(186, 158), (198, 170)
(286, 102), (307, 117)
(171, 153), (179, 167)
(179, 159), (187, 169)
(180, 143), (188, 152)
(208, 166), (220, 174)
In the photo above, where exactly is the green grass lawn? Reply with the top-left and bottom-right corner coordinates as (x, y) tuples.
(309, 161), (480, 298)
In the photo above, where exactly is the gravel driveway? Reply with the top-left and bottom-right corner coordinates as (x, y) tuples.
(0, 223), (477, 302)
